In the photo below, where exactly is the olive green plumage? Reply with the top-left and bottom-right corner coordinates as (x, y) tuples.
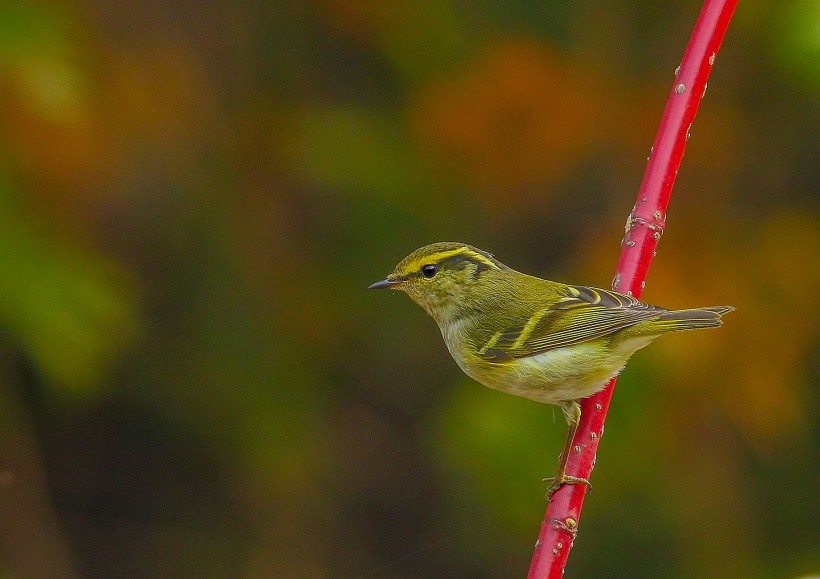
(370, 241), (734, 496)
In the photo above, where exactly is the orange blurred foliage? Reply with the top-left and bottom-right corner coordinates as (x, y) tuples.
(408, 39), (604, 206)
(102, 39), (218, 152)
(0, 56), (107, 198)
(579, 209), (819, 452)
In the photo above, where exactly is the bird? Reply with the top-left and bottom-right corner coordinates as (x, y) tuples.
(369, 242), (734, 498)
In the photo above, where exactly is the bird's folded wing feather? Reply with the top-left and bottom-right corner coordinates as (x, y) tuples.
(477, 285), (664, 362)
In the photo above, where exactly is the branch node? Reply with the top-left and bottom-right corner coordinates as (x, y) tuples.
(548, 517), (579, 537)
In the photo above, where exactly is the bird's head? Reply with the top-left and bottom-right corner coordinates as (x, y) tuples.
(369, 242), (505, 324)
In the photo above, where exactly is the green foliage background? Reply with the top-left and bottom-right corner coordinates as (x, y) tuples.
(0, 1), (818, 577)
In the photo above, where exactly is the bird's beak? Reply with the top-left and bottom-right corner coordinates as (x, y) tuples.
(368, 277), (403, 290)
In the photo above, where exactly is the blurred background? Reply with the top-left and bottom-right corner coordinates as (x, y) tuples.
(0, 0), (818, 577)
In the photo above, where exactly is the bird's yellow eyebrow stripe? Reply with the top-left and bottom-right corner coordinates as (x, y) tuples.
(405, 247), (499, 271)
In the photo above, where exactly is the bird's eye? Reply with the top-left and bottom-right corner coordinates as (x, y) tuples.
(421, 264), (437, 278)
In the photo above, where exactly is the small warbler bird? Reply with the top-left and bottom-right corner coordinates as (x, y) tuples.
(370, 242), (733, 498)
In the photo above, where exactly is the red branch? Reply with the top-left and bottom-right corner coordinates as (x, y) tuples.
(526, 1), (738, 577)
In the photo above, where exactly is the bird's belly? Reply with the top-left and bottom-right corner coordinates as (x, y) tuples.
(459, 341), (644, 405)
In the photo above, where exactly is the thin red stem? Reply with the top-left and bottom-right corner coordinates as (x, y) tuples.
(527, 1), (737, 577)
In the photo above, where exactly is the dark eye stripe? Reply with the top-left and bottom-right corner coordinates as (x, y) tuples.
(437, 254), (492, 279)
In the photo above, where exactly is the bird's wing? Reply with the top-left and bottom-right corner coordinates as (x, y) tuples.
(477, 285), (664, 363)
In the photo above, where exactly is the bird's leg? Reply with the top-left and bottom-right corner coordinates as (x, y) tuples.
(543, 400), (591, 501)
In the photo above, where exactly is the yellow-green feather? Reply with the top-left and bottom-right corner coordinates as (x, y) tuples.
(376, 242), (734, 406)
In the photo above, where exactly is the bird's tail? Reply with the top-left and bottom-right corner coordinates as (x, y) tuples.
(654, 305), (735, 332)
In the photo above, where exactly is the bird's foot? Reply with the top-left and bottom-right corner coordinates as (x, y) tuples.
(542, 474), (592, 502)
